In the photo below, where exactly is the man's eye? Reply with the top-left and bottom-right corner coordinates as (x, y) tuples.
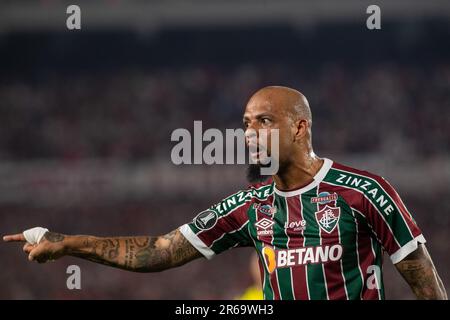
(261, 118), (271, 125)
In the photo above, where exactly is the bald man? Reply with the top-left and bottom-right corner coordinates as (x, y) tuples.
(3, 86), (447, 300)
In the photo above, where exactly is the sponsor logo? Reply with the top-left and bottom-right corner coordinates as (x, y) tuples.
(194, 210), (218, 230)
(253, 203), (277, 217)
(311, 192), (338, 204)
(262, 244), (343, 273)
(262, 247), (277, 274)
(255, 218), (275, 236)
(212, 186), (272, 215)
(334, 172), (395, 216)
(315, 205), (341, 233)
(284, 220), (306, 231)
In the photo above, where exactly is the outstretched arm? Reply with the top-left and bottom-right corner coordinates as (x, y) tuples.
(395, 244), (447, 300)
(3, 229), (203, 273)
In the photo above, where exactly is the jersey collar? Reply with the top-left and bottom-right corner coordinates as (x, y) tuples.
(273, 158), (333, 197)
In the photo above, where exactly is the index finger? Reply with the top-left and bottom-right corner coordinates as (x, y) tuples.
(3, 233), (26, 242)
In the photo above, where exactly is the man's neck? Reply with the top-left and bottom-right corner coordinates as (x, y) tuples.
(273, 152), (324, 192)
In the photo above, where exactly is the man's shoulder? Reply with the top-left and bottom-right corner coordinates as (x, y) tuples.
(326, 159), (400, 205)
(328, 159), (387, 185)
(209, 178), (275, 215)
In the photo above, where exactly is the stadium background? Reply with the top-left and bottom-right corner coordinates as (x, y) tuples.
(0, 0), (449, 299)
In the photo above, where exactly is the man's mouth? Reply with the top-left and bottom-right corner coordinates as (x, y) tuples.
(248, 144), (268, 162)
(249, 150), (261, 161)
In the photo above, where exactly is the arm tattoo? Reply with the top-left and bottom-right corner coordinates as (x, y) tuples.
(172, 233), (201, 266)
(395, 244), (447, 300)
(72, 238), (121, 268)
(69, 229), (202, 273)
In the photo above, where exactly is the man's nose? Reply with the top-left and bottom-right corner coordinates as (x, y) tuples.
(245, 126), (258, 143)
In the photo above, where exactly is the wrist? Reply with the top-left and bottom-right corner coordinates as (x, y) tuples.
(63, 235), (86, 256)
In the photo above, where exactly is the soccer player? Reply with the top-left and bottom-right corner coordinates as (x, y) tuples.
(3, 86), (447, 300)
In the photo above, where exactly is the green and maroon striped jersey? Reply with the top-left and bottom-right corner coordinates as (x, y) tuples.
(179, 158), (425, 300)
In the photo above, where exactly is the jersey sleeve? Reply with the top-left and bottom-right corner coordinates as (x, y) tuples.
(358, 176), (426, 264)
(179, 190), (253, 260)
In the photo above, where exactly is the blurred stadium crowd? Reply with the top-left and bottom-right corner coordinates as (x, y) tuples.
(1, 63), (449, 161)
(0, 8), (449, 299)
(1, 61), (448, 299)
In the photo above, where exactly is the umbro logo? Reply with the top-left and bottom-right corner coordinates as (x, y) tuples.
(255, 218), (274, 230)
(255, 218), (274, 236)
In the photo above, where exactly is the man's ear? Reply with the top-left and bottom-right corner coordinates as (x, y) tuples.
(293, 119), (308, 141)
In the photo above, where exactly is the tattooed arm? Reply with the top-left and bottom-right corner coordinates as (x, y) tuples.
(395, 244), (447, 300)
(3, 229), (203, 272)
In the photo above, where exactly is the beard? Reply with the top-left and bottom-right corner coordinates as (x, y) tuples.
(246, 156), (287, 183)
(246, 163), (272, 183)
